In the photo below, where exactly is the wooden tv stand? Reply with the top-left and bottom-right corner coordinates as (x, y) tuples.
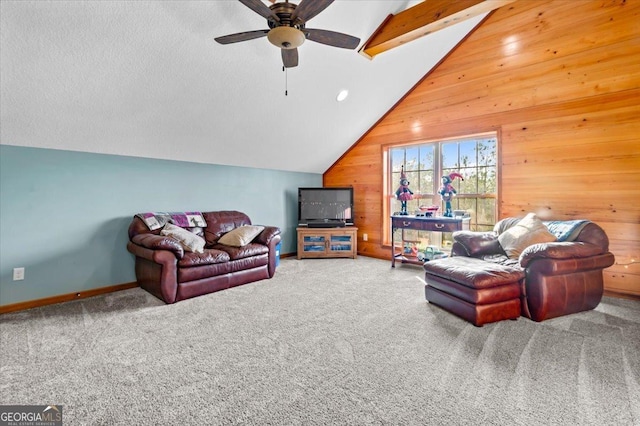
(297, 227), (358, 259)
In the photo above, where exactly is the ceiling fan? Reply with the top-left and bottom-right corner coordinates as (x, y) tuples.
(214, 0), (361, 68)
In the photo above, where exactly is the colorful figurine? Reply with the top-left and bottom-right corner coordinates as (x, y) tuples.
(395, 165), (413, 215)
(439, 172), (464, 217)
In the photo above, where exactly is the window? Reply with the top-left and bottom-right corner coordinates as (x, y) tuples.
(384, 133), (498, 247)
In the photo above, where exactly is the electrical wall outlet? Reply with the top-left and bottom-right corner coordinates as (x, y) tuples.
(363, 233), (368, 241)
(13, 267), (25, 281)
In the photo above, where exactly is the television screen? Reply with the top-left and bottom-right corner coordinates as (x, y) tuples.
(298, 187), (354, 226)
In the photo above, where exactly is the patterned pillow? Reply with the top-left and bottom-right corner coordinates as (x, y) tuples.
(161, 223), (206, 253)
(217, 225), (265, 247)
(498, 213), (556, 259)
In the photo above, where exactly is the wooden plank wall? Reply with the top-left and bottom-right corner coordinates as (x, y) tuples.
(324, 0), (640, 297)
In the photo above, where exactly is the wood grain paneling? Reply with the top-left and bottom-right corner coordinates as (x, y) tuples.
(324, 0), (640, 296)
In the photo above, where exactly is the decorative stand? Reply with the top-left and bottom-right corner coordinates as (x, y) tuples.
(390, 215), (470, 267)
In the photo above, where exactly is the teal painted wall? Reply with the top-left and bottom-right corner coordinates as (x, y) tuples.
(0, 145), (321, 306)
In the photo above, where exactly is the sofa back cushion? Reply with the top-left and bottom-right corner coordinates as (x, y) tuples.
(453, 231), (503, 257)
(495, 216), (609, 253)
(128, 210), (250, 243)
(493, 217), (521, 235)
(128, 216), (157, 239)
(203, 211), (252, 245)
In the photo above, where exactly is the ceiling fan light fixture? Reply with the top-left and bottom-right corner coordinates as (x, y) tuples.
(267, 26), (305, 49)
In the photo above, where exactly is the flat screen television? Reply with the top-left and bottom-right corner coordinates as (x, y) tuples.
(298, 187), (354, 227)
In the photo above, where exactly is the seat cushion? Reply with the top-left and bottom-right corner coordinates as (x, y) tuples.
(178, 249), (230, 267)
(213, 243), (269, 261)
(423, 256), (524, 289)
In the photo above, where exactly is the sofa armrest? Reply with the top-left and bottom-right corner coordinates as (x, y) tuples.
(253, 226), (281, 278)
(255, 226), (281, 246)
(452, 231), (503, 257)
(129, 234), (184, 259)
(519, 241), (604, 268)
(126, 242), (179, 303)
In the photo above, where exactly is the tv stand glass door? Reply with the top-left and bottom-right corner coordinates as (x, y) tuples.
(297, 227), (358, 259)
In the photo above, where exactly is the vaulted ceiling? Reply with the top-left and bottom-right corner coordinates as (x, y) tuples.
(0, 1), (487, 173)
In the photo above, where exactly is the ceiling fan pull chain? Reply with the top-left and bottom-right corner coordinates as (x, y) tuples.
(283, 65), (288, 96)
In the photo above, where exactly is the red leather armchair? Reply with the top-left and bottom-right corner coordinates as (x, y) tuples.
(450, 218), (615, 322)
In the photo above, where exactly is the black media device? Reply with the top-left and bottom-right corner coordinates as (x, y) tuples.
(298, 187), (354, 228)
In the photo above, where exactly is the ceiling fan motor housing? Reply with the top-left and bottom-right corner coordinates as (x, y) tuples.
(267, 2), (306, 49)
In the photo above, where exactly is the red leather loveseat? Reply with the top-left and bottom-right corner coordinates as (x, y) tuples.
(127, 210), (281, 304)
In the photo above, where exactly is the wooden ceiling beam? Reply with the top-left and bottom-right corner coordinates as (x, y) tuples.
(359, 0), (516, 59)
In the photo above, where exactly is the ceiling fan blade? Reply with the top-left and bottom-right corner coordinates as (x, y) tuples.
(214, 29), (269, 45)
(282, 48), (299, 68)
(291, 0), (334, 24)
(239, 0), (280, 22)
(304, 28), (360, 49)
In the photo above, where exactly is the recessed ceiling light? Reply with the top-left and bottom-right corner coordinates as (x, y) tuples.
(336, 89), (349, 102)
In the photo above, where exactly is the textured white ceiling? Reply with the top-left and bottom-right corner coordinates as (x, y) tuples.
(0, 1), (486, 174)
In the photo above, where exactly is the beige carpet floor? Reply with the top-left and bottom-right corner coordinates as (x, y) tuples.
(1, 256), (639, 425)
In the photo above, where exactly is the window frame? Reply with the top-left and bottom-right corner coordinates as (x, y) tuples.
(381, 131), (500, 247)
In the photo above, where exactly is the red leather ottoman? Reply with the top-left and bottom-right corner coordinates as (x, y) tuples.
(423, 257), (525, 326)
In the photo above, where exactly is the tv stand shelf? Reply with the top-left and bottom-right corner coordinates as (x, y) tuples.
(297, 227), (358, 259)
